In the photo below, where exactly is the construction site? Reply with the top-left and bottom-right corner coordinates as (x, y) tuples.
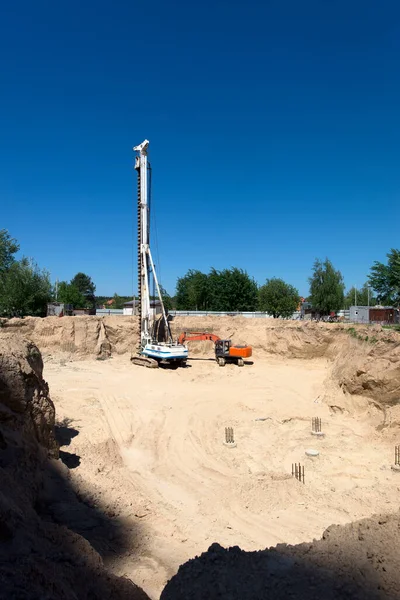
(1, 142), (400, 599)
(2, 0), (400, 592)
(1, 314), (400, 599)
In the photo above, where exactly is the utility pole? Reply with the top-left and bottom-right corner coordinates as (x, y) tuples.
(355, 286), (357, 307)
(55, 279), (59, 302)
(367, 286), (370, 307)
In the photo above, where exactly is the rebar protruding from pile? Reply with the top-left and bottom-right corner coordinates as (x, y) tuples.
(395, 445), (400, 466)
(312, 417), (322, 433)
(292, 462), (305, 484)
(225, 427), (234, 444)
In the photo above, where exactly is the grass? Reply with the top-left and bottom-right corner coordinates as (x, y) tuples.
(382, 325), (400, 332)
(347, 327), (378, 344)
(347, 322), (400, 344)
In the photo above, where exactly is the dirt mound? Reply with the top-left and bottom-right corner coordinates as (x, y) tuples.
(331, 336), (400, 408)
(0, 332), (149, 600)
(1, 314), (396, 361)
(1, 315), (139, 359)
(0, 332), (58, 458)
(161, 510), (400, 599)
(0, 315), (369, 361)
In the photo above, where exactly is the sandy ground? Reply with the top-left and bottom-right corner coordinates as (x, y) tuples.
(44, 355), (400, 600)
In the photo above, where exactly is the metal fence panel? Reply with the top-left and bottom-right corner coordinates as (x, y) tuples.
(169, 311), (275, 318)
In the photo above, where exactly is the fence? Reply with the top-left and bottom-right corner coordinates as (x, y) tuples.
(169, 310), (357, 321)
(168, 310), (275, 319)
(96, 309), (124, 316)
(93, 308), (360, 322)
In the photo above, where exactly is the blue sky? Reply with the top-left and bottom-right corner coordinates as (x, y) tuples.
(1, 0), (399, 297)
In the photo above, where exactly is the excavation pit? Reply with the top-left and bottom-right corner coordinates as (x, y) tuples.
(3, 315), (399, 599)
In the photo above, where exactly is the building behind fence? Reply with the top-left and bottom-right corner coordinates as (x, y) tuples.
(349, 306), (399, 325)
(349, 306), (370, 324)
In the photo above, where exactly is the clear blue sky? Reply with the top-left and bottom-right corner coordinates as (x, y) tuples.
(1, 0), (399, 297)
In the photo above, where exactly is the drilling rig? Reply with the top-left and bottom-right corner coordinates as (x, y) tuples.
(130, 140), (188, 369)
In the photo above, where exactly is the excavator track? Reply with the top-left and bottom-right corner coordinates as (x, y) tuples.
(130, 356), (159, 368)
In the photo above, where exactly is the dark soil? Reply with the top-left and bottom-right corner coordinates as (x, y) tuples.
(162, 511), (400, 600)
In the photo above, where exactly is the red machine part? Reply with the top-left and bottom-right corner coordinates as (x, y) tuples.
(178, 332), (252, 358)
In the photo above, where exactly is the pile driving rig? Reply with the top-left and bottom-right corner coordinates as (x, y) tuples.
(131, 140), (188, 368)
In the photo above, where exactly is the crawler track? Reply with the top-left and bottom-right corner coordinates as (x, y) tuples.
(130, 355), (159, 368)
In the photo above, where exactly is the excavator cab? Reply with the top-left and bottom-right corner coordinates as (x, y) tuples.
(215, 339), (231, 357)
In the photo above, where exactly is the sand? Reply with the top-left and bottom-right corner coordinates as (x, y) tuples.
(44, 351), (400, 599)
(0, 332), (150, 600)
(2, 316), (399, 598)
(161, 513), (400, 599)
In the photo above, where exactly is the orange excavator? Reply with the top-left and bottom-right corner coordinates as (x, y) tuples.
(177, 332), (252, 367)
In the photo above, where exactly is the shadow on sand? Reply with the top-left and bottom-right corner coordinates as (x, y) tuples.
(1, 418), (149, 599)
(161, 533), (398, 600)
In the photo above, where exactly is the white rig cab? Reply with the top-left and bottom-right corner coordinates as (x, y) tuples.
(132, 140), (188, 368)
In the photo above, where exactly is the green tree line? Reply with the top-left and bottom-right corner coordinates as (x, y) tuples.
(0, 229), (98, 317)
(175, 250), (400, 317)
(0, 230), (52, 317)
(175, 268), (300, 316)
(176, 268), (259, 312)
(1, 228), (399, 318)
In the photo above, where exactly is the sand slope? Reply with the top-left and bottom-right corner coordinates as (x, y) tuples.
(0, 332), (149, 600)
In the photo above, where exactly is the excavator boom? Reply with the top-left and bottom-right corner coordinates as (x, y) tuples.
(178, 332), (221, 345)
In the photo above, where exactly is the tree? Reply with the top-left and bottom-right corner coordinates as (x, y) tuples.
(111, 293), (124, 309)
(368, 249), (400, 305)
(344, 283), (376, 309)
(0, 258), (52, 317)
(259, 278), (300, 318)
(57, 282), (86, 308)
(208, 267), (258, 311)
(176, 270), (209, 310)
(70, 272), (96, 308)
(176, 267), (258, 311)
(309, 258), (345, 315)
(0, 231), (51, 317)
(0, 229), (19, 273)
